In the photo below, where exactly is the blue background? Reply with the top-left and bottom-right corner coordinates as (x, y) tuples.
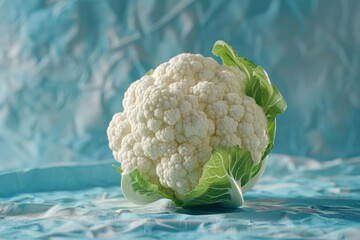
(0, 0), (359, 239)
(1, 0), (359, 172)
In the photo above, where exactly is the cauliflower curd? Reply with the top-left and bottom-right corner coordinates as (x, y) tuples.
(107, 53), (268, 199)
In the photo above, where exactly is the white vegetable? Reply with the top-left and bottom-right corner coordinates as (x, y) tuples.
(107, 41), (286, 208)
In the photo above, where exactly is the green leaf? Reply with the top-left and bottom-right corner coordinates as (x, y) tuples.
(262, 118), (276, 161)
(212, 40), (287, 119)
(113, 165), (123, 174)
(120, 168), (182, 206)
(212, 40), (252, 80)
(242, 156), (268, 193)
(145, 69), (154, 75)
(183, 146), (254, 208)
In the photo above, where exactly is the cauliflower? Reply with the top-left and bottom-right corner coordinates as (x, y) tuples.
(107, 41), (286, 208)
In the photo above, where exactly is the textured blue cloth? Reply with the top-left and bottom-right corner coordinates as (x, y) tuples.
(1, 155), (359, 239)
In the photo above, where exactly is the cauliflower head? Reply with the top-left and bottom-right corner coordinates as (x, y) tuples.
(108, 53), (268, 198)
(107, 41), (286, 208)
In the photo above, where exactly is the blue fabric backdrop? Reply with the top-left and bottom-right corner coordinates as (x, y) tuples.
(0, 0), (359, 172)
(0, 0), (359, 239)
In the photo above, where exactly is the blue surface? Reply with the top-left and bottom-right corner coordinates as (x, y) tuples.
(1, 0), (360, 239)
(1, 155), (359, 239)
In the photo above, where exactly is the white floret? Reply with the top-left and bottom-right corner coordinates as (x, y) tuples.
(237, 96), (268, 164)
(107, 112), (131, 152)
(107, 53), (268, 200)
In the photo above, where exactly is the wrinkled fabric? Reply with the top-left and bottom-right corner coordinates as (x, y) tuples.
(0, 0), (359, 172)
(0, 155), (359, 239)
